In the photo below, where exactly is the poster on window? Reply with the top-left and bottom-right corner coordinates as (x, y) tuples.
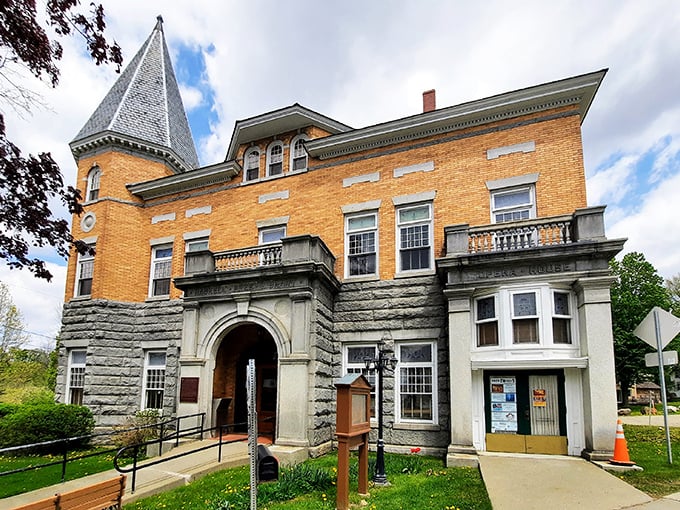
(532, 388), (547, 407)
(490, 376), (518, 433)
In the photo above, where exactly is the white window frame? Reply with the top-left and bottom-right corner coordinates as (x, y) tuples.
(491, 185), (536, 224)
(266, 141), (284, 177)
(343, 344), (378, 420)
(475, 295), (499, 347)
(243, 147), (260, 182)
(551, 290), (573, 345)
(396, 341), (437, 424)
(142, 350), (166, 411)
(396, 203), (433, 274)
(511, 290), (540, 344)
(290, 135), (309, 172)
(86, 167), (101, 201)
(67, 350), (86, 405)
(185, 237), (209, 252)
(149, 244), (173, 298)
(345, 211), (378, 279)
(259, 225), (286, 245)
(75, 246), (95, 298)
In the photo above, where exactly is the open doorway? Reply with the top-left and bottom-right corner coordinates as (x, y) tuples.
(212, 323), (278, 442)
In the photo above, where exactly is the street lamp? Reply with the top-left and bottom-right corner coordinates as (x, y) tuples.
(364, 333), (398, 485)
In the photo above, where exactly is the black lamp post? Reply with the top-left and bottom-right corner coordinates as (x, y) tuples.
(364, 333), (398, 486)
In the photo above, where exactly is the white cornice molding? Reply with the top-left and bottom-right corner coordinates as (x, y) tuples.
(307, 70), (607, 160)
(127, 161), (241, 200)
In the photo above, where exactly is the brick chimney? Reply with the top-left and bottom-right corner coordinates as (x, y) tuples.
(422, 89), (436, 113)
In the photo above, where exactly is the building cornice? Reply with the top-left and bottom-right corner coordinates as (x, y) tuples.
(306, 69), (607, 160)
(225, 104), (352, 161)
(127, 160), (241, 200)
(70, 131), (194, 174)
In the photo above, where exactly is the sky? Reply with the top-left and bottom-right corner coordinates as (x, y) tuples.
(1, 0), (679, 349)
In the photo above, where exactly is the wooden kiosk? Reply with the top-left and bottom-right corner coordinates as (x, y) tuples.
(334, 373), (371, 510)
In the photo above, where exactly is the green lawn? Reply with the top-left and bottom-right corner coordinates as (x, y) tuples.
(620, 424), (680, 497)
(124, 452), (491, 510)
(0, 448), (117, 498)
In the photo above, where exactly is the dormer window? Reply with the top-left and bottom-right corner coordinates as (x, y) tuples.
(244, 148), (260, 182)
(267, 142), (283, 176)
(86, 166), (101, 201)
(290, 135), (308, 172)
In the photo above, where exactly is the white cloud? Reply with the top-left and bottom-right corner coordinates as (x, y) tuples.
(3, 0), (680, 343)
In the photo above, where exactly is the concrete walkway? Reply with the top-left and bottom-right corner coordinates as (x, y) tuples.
(479, 452), (680, 510)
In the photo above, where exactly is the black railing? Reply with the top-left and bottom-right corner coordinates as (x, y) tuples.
(0, 412), (206, 487)
(113, 422), (248, 492)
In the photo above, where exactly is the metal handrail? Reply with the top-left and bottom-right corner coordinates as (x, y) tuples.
(113, 422), (248, 492)
(0, 412), (206, 486)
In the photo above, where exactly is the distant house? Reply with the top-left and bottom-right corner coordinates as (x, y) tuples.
(56, 18), (625, 465)
(632, 382), (662, 404)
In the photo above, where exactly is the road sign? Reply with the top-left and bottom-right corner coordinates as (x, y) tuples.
(645, 350), (678, 367)
(634, 307), (680, 349)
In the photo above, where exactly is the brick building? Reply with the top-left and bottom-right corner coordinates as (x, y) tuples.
(56, 18), (625, 464)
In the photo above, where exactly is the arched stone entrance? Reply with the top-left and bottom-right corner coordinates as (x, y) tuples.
(212, 323), (278, 441)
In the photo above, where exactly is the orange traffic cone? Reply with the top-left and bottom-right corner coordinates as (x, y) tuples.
(609, 419), (636, 466)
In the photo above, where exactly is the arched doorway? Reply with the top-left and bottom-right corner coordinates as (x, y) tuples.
(212, 323), (278, 441)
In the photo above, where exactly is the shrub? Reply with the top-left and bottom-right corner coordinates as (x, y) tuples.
(0, 403), (95, 450)
(112, 409), (160, 453)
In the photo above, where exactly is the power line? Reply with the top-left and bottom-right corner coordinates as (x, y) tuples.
(0, 324), (57, 340)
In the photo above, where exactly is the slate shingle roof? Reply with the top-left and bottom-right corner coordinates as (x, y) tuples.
(72, 16), (199, 171)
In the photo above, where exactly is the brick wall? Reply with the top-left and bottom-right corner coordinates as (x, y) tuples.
(66, 105), (587, 303)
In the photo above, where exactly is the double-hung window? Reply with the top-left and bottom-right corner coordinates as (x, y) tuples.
(491, 186), (535, 224)
(75, 246), (94, 297)
(476, 296), (499, 346)
(86, 167), (101, 201)
(552, 291), (572, 344)
(267, 142), (283, 176)
(259, 225), (285, 266)
(290, 136), (308, 171)
(397, 342), (436, 422)
(344, 345), (377, 418)
(346, 213), (378, 277)
(67, 350), (86, 405)
(397, 204), (432, 272)
(512, 292), (539, 343)
(150, 245), (173, 297)
(143, 351), (166, 410)
(244, 148), (260, 181)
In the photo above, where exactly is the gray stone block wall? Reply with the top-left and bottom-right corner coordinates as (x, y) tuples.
(334, 275), (450, 449)
(58, 299), (183, 428)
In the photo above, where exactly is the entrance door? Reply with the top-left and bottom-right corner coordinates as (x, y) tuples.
(485, 370), (567, 454)
(258, 364), (277, 440)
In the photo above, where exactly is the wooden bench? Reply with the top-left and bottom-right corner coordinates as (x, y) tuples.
(12, 475), (126, 510)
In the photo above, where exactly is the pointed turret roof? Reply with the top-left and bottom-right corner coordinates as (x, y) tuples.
(71, 16), (199, 172)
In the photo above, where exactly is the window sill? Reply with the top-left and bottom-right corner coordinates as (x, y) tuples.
(344, 274), (380, 283)
(70, 295), (92, 302)
(394, 269), (435, 279)
(146, 295), (170, 302)
(393, 422), (440, 431)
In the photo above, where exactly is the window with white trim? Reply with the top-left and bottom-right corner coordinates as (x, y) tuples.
(142, 351), (166, 410)
(512, 291), (539, 343)
(345, 212), (378, 277)
(343, 345), (377, 418)
(290, 136), (308, 172)
(397, 342), (436, 423)
(552, 291), (572, 344)
(474, 286), (577, 348)
(75, 246), (94, 297)
(259, 225), (286, 244)
(491, 186), (535, 223)
(150, 245), (173, 297)
(186, 238), (209, 252)
(397, 203), (432, 272)
(67, 350), (86, 405)
(244, 148), (260, 181)
(476, 295), (499, 347)
(86, 167), (101, 201)
(267, 142), (283, 176)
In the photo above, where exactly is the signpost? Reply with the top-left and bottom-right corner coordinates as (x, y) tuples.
(247, 359), (258, 509)
(634, 307), (680, 464)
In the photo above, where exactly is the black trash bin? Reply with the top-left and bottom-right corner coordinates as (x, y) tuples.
(257, 444), (279, 482)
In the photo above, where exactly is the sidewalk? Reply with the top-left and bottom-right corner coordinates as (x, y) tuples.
(3, 439), (252, 509)
(479, 452), (680, 510)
